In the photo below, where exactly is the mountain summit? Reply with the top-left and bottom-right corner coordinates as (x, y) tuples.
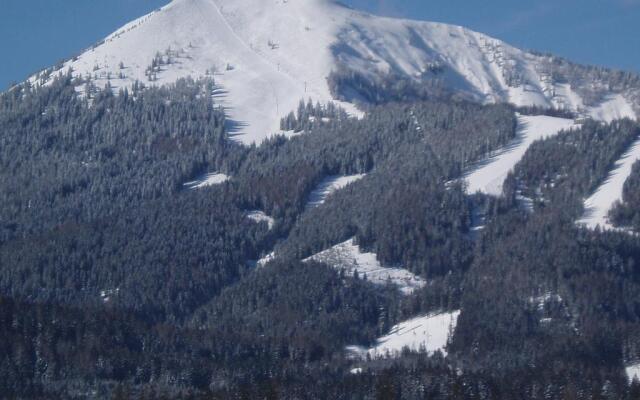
(35, 0), (638, 143)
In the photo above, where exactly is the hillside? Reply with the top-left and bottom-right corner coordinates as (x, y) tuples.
(4, 1), (640, 398)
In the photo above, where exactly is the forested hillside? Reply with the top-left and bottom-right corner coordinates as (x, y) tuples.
(2, 75), (640, 399)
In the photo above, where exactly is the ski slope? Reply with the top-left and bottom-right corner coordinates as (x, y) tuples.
(347, 310), (460, 359)
(306, 174), (366, 208)
(304, 238), (427, 295)
(464, 115), (577, 196)
(33, 0), (637, 145)
(578, 137), (640, 230)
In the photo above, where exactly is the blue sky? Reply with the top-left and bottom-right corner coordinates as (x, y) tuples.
(1, 0), (639, 90)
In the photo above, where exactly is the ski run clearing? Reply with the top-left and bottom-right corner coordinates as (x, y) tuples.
(347, 310), (460, 360)
(183, 172), (229, 189)
(627, 363), (640, 382)
(245, 210), (275, 230)
(578, 137), (640, 231)
(303, 238), (426, 295)
(464, 114), (577, 196)
(306, 174), (366, 208)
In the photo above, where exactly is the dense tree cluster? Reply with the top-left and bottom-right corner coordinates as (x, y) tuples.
(453, 208), (640, 396)
(0, 261), (404, 399)
(279, 99), (349, 133)
(0, 73), (228, 244)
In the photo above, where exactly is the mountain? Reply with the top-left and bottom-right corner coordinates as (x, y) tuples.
(5, 1), (640, 398)
(33, 0), (638, 144)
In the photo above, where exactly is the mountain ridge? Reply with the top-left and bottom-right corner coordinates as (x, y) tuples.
(30, 0), (639, 144)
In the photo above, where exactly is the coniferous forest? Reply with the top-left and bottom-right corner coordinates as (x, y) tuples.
(1, 73), (640, 400)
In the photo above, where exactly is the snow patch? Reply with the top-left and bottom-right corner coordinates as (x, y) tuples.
(256, 251), (275, 268)
(464, 114), (577, 196)
(183, 172), (229, 189)
(627, 363), (640, 382)
(578, 137), (640, 230)
(347, 311), (460, 360)
(516, 191), (535, 213)
(528, 292), (563, 313)
(245, 210), (275, 230)
(304, 238), (426, 295)
(306, 174), (366, 208)
(100, 288), (120, 303)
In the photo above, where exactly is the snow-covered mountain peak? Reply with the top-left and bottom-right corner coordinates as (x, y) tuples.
(33, 0), (638, 144)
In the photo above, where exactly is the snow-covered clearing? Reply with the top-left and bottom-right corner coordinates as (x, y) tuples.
(578, 137), (640, 230)
(183, 172), (229, 189)
(245, 210), (275, 230)
(627, 363), (640, 382)
(347, 310), (460, 360)
(589, 95), (636, 123)
(464, 114), (577, 196)
(306, 174), (366, 208)
(303, 238), (426, 295)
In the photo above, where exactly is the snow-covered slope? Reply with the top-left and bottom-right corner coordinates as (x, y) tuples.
(590, 95), (637, 123)
(578, 137), (640, 230)
(464, 114), (577, 196)
(35, 0), (637, 145)
(304, 238), (426, 295)
(347, 310), (460, 359)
